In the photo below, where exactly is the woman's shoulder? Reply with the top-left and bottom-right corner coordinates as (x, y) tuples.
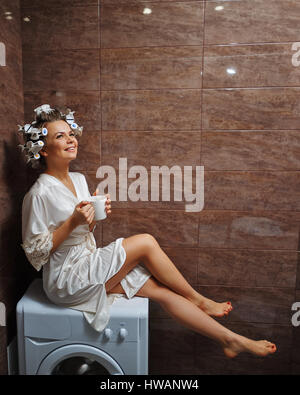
(23, 175), (52, 202)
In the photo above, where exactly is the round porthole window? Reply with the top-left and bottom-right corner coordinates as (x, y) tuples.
(52, 356), (110, 375)
(37, 344), (124, 375)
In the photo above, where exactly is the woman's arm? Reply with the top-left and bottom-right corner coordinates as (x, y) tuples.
(50, 215), (77, 254)
(51, 194), (112, 252)
(51, 201), (95, 254)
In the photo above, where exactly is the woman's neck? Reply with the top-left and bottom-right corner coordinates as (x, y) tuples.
(44, 167), (70, 182)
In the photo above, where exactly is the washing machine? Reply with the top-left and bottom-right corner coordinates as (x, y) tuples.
(16, 279), (149, 375)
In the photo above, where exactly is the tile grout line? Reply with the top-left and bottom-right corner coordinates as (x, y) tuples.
(198, 1), (206, 251)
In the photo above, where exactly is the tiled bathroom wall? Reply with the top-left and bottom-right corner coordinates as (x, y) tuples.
(0, 0), (298, 374)
(0, 0), (29, 375)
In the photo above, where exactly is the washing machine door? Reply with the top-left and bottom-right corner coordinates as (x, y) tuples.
(37, 344), (124, 375)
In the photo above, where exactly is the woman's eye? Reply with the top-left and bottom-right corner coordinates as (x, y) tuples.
(57, 133), (75, 138)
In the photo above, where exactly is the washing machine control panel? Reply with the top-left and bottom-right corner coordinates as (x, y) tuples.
(104, 328), (113, 340)
(101, 320), (137, 343)
(119, 327), (128, 340)
(103, 327), (128, 342)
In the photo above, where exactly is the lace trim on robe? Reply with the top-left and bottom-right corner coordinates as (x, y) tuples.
(21, 230), (53, 272)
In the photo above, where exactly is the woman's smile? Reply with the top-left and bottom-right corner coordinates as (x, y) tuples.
(65, 146), (76, 152)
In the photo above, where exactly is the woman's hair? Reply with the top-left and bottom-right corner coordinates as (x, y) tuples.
(32, 107), (64, 171)
(22, 106), (82, 171)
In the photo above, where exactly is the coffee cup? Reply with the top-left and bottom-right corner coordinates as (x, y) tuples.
(88, 195), (107, 221)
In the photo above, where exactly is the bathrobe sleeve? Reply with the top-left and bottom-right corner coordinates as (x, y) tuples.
(21, 192), (53, 272)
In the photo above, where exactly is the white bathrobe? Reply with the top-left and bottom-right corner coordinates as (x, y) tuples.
(21, 172), (151, 332)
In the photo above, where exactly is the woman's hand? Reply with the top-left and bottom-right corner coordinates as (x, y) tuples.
(105, 193), (111, 216)
(88, 190), (112, 232)
(72, 201), (95, 229)
(92, 189), (111, 216)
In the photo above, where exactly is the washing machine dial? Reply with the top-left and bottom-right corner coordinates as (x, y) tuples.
(119, 327), (128, 340)
(104, 328), (113, 340)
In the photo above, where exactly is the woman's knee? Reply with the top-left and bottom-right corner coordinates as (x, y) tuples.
(122, 233), (158, 262)
(140, 233), (159, 254)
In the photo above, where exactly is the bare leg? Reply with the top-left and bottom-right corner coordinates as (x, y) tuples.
(106, 234), (232, 317)
(141, 235), (233, 317)
(108, 278), (276, 359)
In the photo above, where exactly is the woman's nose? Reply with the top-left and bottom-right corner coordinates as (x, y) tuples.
(67, 134), (75, 142)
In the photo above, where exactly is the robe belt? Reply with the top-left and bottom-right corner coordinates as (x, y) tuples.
(57, 232), (96, 253)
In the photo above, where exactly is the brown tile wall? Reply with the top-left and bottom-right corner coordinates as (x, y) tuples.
(0, 0), (37, 376)
(2, 0), (297, 374)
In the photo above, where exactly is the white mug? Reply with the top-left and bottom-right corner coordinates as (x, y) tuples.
(88, 195), (107, 221)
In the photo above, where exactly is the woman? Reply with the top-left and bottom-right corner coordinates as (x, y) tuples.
(19, 104), (276, 359)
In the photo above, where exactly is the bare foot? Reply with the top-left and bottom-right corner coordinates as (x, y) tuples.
(197, 297), (233, 317)
(223, 334), (277, 359)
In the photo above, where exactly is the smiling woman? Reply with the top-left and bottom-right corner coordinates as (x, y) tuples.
(40, 120), (79, 170)
(19, 105), (277, 359)
(31, 107), (82, 172)
(18, 105), (83, 171)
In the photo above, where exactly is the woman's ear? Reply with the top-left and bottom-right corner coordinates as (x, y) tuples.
(39, 147), (48, 157)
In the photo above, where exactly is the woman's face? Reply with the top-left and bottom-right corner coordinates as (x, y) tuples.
(40, 120), (78, 165)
